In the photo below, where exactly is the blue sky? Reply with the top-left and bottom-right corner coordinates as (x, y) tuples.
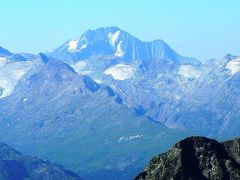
(0, 0), (240, 61)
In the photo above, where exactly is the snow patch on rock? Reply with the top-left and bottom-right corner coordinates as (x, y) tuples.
(71, 61), (87, 71)
(104, 64), (134, 80)
(226, 58), (240, 75)
(118, 134), (146, 142)
(0, 57), (7, 67)
(178, 65), (203, 79)
(80, 44), (87, 50)
(70, 61), (92, 75)
(68, 40), (79, 52)
(114, 41), (124, 57)
(93, 79), (103, 84)
(108, 31), (120, 45)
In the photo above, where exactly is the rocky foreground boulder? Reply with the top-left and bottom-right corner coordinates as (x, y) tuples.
(135, 136), (240, 180)
(0, 142), (80, 180)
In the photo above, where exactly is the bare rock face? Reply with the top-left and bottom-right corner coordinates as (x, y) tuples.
(135, 136), (240, 180)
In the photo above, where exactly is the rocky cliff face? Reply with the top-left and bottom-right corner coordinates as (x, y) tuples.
(135, 136), (240, 180)
(0, 142), (80, 180)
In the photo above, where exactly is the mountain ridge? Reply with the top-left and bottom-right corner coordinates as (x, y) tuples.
(136, 136), (240, 180)
(0, 54), (192, 179)
(0, 142), (81, 180)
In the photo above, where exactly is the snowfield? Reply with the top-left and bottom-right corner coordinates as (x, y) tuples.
(178, 64), (203, 79)
(0, 61), (34, 98)
(104, 64), (134, 80)
(226, 58), (240, 75)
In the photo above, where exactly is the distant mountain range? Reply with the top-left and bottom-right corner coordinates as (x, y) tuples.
(0, 26), (240, 179)
(49, 26), (240, 138)
(49, 27), (203, 130)
(0, 142), (80, 179)
(136, 136), (240, 180)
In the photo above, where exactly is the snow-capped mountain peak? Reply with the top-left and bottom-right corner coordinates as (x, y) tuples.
(50, 26), (200, 66)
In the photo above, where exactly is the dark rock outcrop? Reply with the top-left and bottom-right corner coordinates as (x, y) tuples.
(0, 142), (80, 180)
(136, 136), (240, 180)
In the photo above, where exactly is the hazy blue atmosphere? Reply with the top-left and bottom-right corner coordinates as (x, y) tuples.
(1, 1), (240, 179)
(0, 0), (240, 61)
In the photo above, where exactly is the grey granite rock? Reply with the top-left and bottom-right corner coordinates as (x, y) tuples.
(136, 136), (240, 180)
